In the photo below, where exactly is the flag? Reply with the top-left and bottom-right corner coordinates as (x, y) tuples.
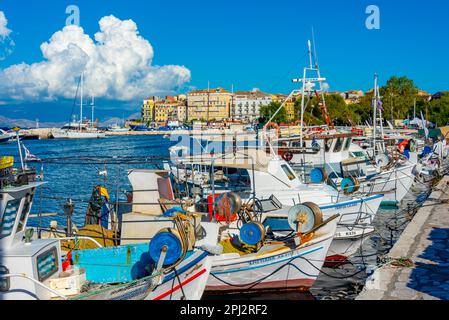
(377, 100), (384, 112)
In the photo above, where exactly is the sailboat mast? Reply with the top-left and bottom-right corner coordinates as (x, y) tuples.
(372, 74), (378, 154)
(80, 72), (84, 131)
(91, 95), (95, 127)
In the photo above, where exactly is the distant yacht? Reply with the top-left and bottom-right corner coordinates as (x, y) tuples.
(52, 72), (105, 139)
(107, 123), (130, 132)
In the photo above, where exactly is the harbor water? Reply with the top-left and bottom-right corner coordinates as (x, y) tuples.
(0, 135), (432, 300)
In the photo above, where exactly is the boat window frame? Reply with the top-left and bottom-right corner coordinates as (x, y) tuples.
(333, 138), (344, 153)
(36, 247), (59, 282)
(281, 164), (296, 181)
(324, 139), (333, 152)
(0, 265), (9, 292)
(0, 198), (22, 239)
(16, 193), (34, 233)
(343, 138), (352, 151)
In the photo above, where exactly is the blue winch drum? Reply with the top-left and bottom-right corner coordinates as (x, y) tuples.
(287, 202), (323, 233)
(149, 228), (184, 267)
(310, 168), (327, 184)
(341, 177), (359, 195)
(240, 222), (266, 246)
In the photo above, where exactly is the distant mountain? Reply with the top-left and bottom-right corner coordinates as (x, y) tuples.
(0, 115), (64, 128)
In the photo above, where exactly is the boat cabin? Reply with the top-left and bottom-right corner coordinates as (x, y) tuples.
(0, 159), (61, 300)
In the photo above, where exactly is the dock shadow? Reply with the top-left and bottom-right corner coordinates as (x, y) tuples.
(407, 228), (449, 300)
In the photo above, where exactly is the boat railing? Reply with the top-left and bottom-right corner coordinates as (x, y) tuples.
(0, 273), (68, 300)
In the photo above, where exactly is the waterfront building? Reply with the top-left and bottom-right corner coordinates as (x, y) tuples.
(187, 87), (233, 122)
(343, 90), (364, 104)
(142, 95), (187, 125)
(142, 97), (159, 123)
(231, 89), (272, 122)
(154, 96), (187, 125)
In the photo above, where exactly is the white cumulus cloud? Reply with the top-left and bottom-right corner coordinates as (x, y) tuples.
(0, 15), (191, 102)
(0, 11), (11, 38)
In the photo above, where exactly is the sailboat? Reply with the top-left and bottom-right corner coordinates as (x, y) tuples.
(52, 73), (105, 139)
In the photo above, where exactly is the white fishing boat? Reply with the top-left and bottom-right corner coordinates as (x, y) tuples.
(206, 212), (338, 292)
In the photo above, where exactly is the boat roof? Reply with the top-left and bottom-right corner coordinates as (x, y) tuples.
(175, 149), (275, 172)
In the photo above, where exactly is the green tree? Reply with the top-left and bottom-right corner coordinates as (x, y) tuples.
(428, 94), (449, 126)
(259, 101), (287, 124)
(380, 76), (418, 121)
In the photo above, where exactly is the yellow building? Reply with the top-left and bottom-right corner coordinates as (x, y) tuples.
(142, 96), (187, 124)
(187, 87), (233, 121)
(154, 101), (187, 124)
(142, 97), (157, 123)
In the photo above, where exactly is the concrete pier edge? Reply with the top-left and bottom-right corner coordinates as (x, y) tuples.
(357, 176), (449, 300)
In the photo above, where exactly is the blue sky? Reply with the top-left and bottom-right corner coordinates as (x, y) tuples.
(0, 0), (448, 122)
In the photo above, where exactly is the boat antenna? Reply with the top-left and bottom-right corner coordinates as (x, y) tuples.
(311, 27), (319, 69)
(308, 40), (313, 69)
(14, 128), (25, 170)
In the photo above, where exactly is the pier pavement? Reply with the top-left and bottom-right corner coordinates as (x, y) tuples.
(357, 176), (449, 300)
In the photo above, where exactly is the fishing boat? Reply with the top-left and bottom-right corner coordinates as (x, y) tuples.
(52, 73), (105, 140)
(206, 196), (339, 292)
(268, 47), (416, 206)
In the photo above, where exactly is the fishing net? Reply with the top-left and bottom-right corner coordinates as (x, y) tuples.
(72, 273), (160, 300)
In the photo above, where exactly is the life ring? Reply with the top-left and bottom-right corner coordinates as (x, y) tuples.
(310, 167), (328, 184)
(149, 228), (185, 267)
(240, 222), (266, 246)
(287, 202), (323, 233)
(340, 176), (360, 195)
(282, 151), (294, 162)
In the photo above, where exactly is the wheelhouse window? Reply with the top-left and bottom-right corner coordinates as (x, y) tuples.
(281, 164), (296, 181)
(325, 139), (333, 152)
(334, 138), (344, 152)
(344, 138), (352, 151)
(0, 265), (9, 292)
(36, 247), (59, 282)
(17, 193), (34, 233)
(0, 198), (22, 239)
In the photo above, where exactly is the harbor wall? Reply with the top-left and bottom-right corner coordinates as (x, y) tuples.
(357, 176), (449, 300)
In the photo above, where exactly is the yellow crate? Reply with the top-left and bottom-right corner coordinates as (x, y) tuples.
(0, 156), (14, 170)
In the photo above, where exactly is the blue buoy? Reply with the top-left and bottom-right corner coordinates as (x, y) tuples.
(149, 229), (183, 266)
(240, 222), (265, 246)
(310, 168), (325, 183)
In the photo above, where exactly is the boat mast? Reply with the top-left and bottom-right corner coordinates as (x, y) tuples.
(80, 72), (84, 132)
(91, 95), (95, 127)
(372, 74), (378, 155)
